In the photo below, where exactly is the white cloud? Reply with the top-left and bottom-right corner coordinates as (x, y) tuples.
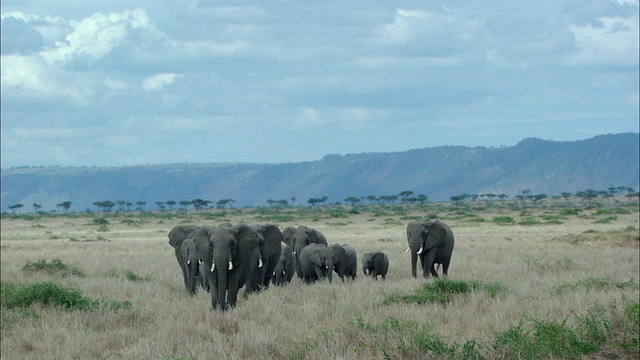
(568, 16), (639, 66)
(0, 54), (50, 93)
(142, 73), (179, 91)
(293, 107), (325, 128)
(38, 9), (152, 65)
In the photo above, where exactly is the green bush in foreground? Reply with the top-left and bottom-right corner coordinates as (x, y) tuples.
(1, 281), (131, 313)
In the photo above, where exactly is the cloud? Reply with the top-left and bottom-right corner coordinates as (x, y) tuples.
(141, 73), (179, 91)
(0, 54), (50, 93)
(38, 8), (152, 65)
(293, 107), (325, 128)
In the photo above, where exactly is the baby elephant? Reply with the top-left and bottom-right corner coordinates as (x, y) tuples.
(362, 252), (389, 280)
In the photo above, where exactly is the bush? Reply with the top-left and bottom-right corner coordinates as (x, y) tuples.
(492, 216), (516, 225)
(22, 258), (85, 277)
(1, 281), (132, 313)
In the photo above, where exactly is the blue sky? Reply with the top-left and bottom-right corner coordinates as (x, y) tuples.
(1, 0), (638, 167)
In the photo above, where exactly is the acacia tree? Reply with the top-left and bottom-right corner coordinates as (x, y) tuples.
(344, 196), (361, 206)
(33, 203), (42, 214)
(9, 203), (24, 215)
(179, 200), (192, 213)
(166, 200), (177, 210)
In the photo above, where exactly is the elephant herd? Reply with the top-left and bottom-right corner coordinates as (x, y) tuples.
(168, 219), (455, 311)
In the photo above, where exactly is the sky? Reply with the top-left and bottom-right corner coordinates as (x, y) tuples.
(1, 0), (638, 167)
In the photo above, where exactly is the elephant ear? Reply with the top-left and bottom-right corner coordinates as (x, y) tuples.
(233, 224), (259, 252)
(310, 247), (322, 266)
(424, 222), (447, 250)
(282, 226), (295, 246)
(331, 244), (346, 264)
(373, 252), (386, 263)
(169, 225), (196, 249)
(307, 229), (327, 245)
(262, 224), (283, 244)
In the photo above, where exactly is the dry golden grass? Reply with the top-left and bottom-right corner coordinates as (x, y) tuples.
(1, 204), (638, 359)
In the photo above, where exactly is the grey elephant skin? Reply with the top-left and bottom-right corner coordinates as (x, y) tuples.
(330, 243), (357, 281)
(362, 252), (389, 280)
(298, 243), (344, 283)
(272, 243), (295, 286)
(194, 224), (259, 311)
(246, 224), (283, 293)
(180, 237), (202, 295)
(406, 220), (455, 278)
(283, 226), (328, 279)
(168, 225), (200, 290)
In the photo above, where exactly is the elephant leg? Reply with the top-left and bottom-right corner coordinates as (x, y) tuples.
(227, 274), (241, 309)
(423, 251), (437, 279)
(442, 261), (450, 276)
(430, 265), (439, 278)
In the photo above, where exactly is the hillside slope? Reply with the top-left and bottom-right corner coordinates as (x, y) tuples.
(1, 133), (638, 212)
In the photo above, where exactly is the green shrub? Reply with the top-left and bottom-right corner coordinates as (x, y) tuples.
(22, 258), (85, 277)
(124, 270), (152, 282)
(1, 281), (132, 314)
(92, 218), (109, 225)
(492, 216), (515, 225)
(383, 278), (507, 306)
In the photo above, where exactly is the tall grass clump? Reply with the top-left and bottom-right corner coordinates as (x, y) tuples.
(22, 258), (85, 277)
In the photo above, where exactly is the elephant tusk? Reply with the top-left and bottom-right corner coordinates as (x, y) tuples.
(199, 260), (203, 265)
(405, 247), (410, 253)
(211, 263), (215, 272)
(228, 261), (233, 270)
(416, 246), (423, 255)
(258, 258), (263, 268)
(187, 260), (191, 265)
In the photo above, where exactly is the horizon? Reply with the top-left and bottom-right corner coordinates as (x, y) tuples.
(2, 1), (638, 168)
(1, 132), (637, 170)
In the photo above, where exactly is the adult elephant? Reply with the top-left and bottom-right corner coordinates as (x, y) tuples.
(298, 243), (345, 284)
(168, 224), (200, 289)
(362, 251), (389, 280)
(286, 226), (328, 279)
(272, 243), (295, 286)
(406, 220), (455, 279)
(330, 243), (357, 281)
(246, 224), (283, 293)
(180, 237), (202, 295)
(195, 224), (259, 311)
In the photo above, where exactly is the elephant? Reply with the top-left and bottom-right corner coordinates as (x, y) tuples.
(330, 243), (357, 281)
(168, 224), (200, 289)
(246, 224), (283, 294)
(194, 224), (259, 311)
(180, 237), (202, 295)
(298, 243), (344, 284)
(272, 243), (295, 286)
(285, 226), (328, 279)
(406, 220), (455, 279)
(362, 252), (389, 280)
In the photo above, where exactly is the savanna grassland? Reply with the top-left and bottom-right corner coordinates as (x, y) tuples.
(1, 200), (639, 359)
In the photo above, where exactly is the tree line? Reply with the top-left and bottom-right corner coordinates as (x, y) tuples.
(5, 186), (639, 215)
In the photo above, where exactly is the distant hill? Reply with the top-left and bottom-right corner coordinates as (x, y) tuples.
(1, 133), (638, 212)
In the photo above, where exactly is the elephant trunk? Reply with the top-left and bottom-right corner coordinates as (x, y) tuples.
(216, 266), (228, 311)
(411, 252), (418, 278)
(188, 261), (198, 295)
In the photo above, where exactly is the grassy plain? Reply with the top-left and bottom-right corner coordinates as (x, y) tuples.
(1, 201), (639, 359)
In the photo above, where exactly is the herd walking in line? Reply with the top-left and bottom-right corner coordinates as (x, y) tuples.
(168, 219), (455, 311)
